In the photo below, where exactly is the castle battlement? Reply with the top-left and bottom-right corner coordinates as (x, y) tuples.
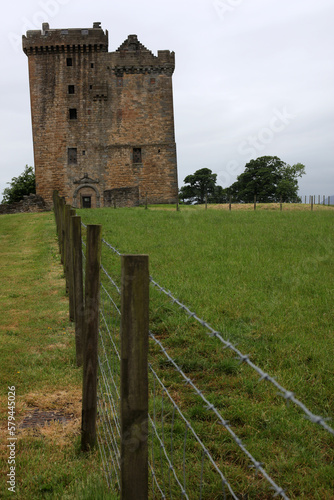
(22, 22), (108, 54)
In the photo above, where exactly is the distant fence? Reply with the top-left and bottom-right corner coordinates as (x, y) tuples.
(52, 190), (334, 499)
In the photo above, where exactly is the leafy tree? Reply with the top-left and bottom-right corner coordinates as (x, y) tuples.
(1, 165), (36, 204)
(227, 156), (305, 203)
(179, 168), (217, 204)
(209, 185), (229, 204)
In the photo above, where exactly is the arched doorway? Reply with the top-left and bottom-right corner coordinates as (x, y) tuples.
(73, 184), (101, 208)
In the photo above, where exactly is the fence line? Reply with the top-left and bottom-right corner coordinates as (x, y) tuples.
(149, 332), (288, 499)
(52, 191), (332, 499)
(150, 279), (334, 437)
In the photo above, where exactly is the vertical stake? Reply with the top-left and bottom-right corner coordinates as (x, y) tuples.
(81, 224), (102, 451)
(71, 215), (84, 366)
(205, 194), (207, 210)
(229, 195), (232, 211)
(145, 192), (148, 210)
(64, 204), (71, 293)
(311, 195), (314, 211)
(254, 195), (256, 210)
(280, 196), (283, 212)
(68, 208), (76, 321)
(121, 255), (149, 500)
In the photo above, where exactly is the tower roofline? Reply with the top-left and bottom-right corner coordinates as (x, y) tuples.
(22, 22), (108, 55)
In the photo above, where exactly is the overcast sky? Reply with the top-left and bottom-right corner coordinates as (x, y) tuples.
(1, 0), (333, 201)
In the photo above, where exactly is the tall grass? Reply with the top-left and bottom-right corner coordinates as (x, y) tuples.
(79, 206), (334, 498)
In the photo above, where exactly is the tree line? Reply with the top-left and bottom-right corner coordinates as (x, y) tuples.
(179, 156), (306, 204)
(1, 156), (306, 206)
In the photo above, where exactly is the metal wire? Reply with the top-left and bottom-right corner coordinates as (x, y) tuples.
(95, 258), (122, 492)
(149, 332), (288, 499)
(150, 278), (334, 437)
(79, 231), (332, 498)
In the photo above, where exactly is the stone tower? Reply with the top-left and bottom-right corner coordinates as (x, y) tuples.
(22, 22), (178, 208)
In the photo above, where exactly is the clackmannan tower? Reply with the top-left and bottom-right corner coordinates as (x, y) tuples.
(22, 22), (178, 208)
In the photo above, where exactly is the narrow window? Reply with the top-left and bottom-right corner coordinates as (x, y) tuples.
(133, 147), (142, 163)
(89, 85), (93, 90)
(82, 196), (91, 208)
(68, 148), (77, 164)
(91, 63), (94, 68)
(69, 108), (77, 120)
(66, 57), (72, 66)
(68, 85), (75, 94)
(82, 150), (86, 156)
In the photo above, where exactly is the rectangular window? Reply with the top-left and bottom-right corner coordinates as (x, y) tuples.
(91, 63), (94, 68)
(68, 85), (75, 94)
(69, 108), (77, 120)
(133, 147), (142, 164)
(66, 57), (72, 66)
(82, 196), (91, 208)
(68, 148), (77, 164)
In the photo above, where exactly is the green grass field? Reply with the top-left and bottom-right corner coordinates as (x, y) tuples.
(0, 213), (116, 499)
(0, 206), (333, 498)
(78, 205), (334, 499)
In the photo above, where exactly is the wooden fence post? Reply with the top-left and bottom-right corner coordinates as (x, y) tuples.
(68, 208), (76, 321)
(229, 195), (232, 211)
(254, 195), (257, 210)
(59, 198), (65, 263)
(311, 196), (314, 211)
(280, 196), (283, 212)
(81, 224), (102, 452)
(53, 190), (59, 234)
(64, 204), (71, 293)
(205, 194), (207, 210)
(71, 215), (84, 367)
(121, 255), (149, 500)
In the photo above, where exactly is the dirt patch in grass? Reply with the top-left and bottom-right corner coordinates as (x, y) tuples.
(18, 389), (81, 446)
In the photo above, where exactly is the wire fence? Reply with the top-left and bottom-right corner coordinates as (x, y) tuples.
(83, 231), (333, 499)
(53, 194), (333, 499)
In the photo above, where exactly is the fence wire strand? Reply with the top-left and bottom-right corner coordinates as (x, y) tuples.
(149, 332), (288, 499)
(150, 278), (334, 437)
(78, 228), (333, 499)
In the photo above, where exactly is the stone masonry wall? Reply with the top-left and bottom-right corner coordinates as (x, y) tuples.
(22, 23), (178, 208)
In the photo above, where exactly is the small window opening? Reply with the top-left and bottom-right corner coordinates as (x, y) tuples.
(69, 108), (77, 120)
(68, 85), (75, 94)
(133, 147), (142, 164)
(67, 57), (72, 66)
(68, 148), (77, 164)
(89, 85), (93, 90)
(82, 196), (91, 209)
(82, 151), (86, 155)
(91, 63), (94, 68)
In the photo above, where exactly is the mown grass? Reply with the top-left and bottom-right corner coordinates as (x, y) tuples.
(0, 213), (115, 499)
(78, 204), (334, 499)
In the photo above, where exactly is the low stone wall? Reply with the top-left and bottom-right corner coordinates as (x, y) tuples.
(104, 186), (139, 208)
(0, 194), (48, 214)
